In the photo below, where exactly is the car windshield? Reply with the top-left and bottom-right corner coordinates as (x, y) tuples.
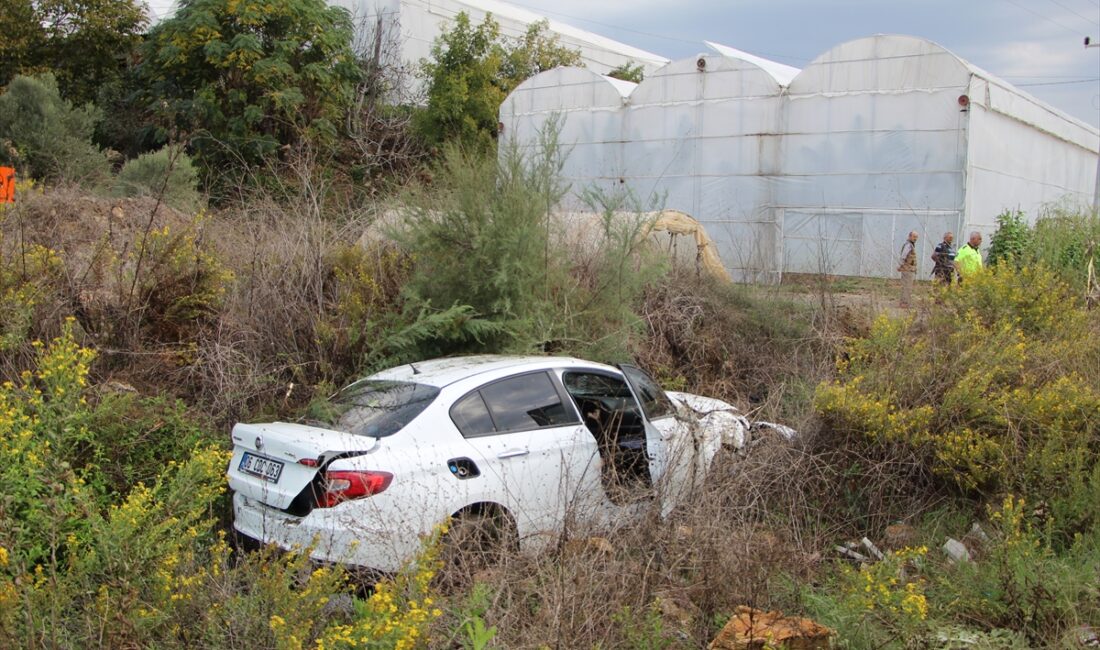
(323, 381), (440, 438)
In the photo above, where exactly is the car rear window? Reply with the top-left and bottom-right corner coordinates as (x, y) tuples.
(327, 381), (440, 438)
(451, 392), (495, 437)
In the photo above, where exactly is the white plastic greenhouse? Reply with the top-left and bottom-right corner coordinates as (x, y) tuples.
(500, 34), (1100, 282)
(328, 0), (669, 77)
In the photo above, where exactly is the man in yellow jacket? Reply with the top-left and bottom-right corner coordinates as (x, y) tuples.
(954, 231), (983, 282)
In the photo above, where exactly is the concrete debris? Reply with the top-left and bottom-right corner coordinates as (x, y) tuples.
(942, 538), (971, 563)
(1074, 625), (1099, 647)
(861, 537), (884, 560)
(709, 606), (833, 650)
(103, 380), (138, 394)
(968, 522), (990, 544)
(834, 545), (868, 562)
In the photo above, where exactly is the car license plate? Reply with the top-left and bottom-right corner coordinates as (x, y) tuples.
(239, 451), (284, 483)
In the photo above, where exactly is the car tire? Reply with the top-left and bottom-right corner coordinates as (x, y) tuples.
(438, 508), (516, 589)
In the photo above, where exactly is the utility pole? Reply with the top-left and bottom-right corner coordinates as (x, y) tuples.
(1089, 37), (1100, 212)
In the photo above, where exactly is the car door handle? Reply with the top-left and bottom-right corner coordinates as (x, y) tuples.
(497, 448), (529, 459)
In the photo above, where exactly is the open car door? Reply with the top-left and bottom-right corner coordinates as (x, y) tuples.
(618, 364), (705, 515)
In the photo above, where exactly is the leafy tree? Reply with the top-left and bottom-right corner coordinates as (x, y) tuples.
(606, 62), (645, 83)
(0, 74), (109, 186)
(0, 0), (147, 106)
(416, 14), (582, 148)
(499, 20), (583, 92)
(416, 13), (505, 149)
(140, 0), (362, 179)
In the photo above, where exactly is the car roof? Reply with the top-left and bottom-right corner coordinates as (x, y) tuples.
(365, 355), (618, 388)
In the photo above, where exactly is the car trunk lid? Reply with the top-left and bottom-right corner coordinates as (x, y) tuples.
(227, 422), (379, 510)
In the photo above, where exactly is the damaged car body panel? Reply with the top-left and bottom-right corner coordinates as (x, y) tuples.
(227, 356), (759, 572)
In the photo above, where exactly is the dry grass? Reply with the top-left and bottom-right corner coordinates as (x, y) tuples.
(431, 422), (945, 648)
(635, 272), (858, 429)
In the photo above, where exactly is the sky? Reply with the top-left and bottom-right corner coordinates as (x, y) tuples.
(504, 0), (1100, 128)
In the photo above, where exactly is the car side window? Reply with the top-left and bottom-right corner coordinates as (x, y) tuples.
(620, 365), (676, 420)
(450, 391), (495, 437)
(450, 371), (579, 437)
(479, 372), (577, 432)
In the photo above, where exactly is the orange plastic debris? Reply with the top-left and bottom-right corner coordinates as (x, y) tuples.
(709, 606), (833, 650)
(0, 167), (14, 203)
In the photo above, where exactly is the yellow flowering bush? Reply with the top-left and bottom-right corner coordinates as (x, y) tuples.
(815, 265), (1100, 537)
(929, 496), (1100, 643)
(126, 218), (234, 343)
(0, 322), (233, 646)
(314, 526), (445, 650)
(839, 547), (929, 625)
(0, 317), (453, 648)
(805, 548), (931, 648)
(0, 243), (63, 350)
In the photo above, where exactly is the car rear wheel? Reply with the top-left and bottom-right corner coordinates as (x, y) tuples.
(438, 508), (516, 589)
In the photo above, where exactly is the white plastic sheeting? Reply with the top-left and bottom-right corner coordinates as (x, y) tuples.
(502, 56), (788, 283)
(501, 34), (1100, 281)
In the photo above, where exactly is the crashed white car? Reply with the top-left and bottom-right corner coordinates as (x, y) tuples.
(228, 356), (750, 572)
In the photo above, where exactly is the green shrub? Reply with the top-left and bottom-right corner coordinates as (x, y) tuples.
(606, 62), (645, 83)
(82, 393), (217, 499)
(140, 0), (361, 185)
(416, 14), (581, 148)
(987, 204), (1100, 294)
(803, 498), (1098, 647)
(815, 265), (1099, 539)
(986, 208), (1030, 267)
(926, 497), (1099, 646)
(391, 127), (662, 362)
(0, 74), (109, 187)
(1028, 206), (1100, 291)
(396, 140), (566, 345)
(112, 146), (202, 213)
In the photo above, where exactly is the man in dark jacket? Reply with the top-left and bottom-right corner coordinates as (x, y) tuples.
(932, 231), (956, 285)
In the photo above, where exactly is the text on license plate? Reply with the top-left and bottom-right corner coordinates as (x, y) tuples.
(239, 452), (284, 483)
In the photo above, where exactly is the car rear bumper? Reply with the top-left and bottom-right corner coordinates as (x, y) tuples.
(231, 491), (418, 573)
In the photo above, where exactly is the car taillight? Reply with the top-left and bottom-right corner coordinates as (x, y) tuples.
(318, 470), (393, 508)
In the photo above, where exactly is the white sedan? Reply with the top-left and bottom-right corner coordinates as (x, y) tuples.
(227, 356), (749, 572)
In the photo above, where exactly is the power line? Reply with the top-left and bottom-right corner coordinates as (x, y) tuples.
(1001, 0), (1088, 35)
(1004, 74), (1100, 78)
(1045, 0), (1100, 26)
(1016, 77), (1100, 86)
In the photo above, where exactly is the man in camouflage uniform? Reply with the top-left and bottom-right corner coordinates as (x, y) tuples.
(897, 231), (918, 307)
